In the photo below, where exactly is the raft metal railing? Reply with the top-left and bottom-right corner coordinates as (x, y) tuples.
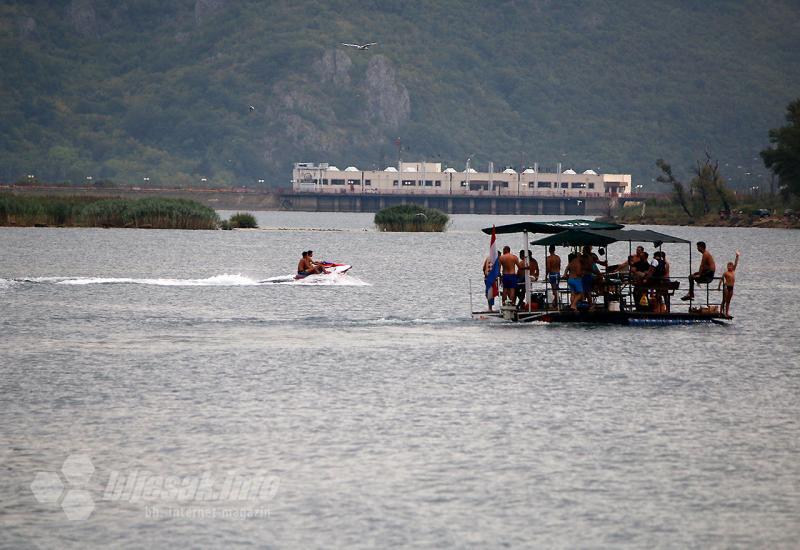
(528, 274), (726, 314)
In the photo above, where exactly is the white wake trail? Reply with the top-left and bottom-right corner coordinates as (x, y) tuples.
(10, 273), (369, 287)
(258, 273), (370, 286)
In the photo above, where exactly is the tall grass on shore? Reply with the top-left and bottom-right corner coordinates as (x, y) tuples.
(0, 194), (97, 226)
(0, 194), (220, 229)
(374, 204), (450, 232)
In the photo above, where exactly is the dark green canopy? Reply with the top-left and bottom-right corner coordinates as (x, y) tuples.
(581, 229), (690, 245)
(481, 219), (624, 235)
(530, 229), (690, 247)
(529, 230), (618, 247)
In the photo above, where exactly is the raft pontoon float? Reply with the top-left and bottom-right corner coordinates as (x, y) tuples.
(471, 219), (730, 325)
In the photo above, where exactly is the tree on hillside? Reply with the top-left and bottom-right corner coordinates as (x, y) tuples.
(693, 152), (733, 214)
(690, 161), (712, 215)
(656, 159), (693, 219)
(761, 98), (800, 197)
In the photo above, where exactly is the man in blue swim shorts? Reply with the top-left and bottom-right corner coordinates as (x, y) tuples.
(545, 245), (562, 307)
(565, 252), (585, 311)
(499, 246), (520, 305)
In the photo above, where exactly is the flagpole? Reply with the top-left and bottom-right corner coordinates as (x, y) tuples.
(523, 230), (531, 309)
(485, 225), (500, 312)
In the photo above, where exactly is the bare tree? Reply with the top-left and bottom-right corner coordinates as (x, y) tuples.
(656, 158), (693, 219)
(691, 159), (713, 215)
(704, 152), (732, 213)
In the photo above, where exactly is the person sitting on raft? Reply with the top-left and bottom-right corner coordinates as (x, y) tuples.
(682, 241), (716, 301)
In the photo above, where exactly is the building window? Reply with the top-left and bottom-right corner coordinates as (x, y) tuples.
(347, 179), (359, 185)
(537, 181), (551, 188)
(571, 182), (585, 189)
(460, 181), (468, 187)
(402, 180), (416, 186)
(365, 180), (371, 186)
(322, 179), (329, 185)
(332, 179), (345, 185)
(560, 182), (569, 188)
(588, 183), (594, 189)
(425, 180), (433, 187)
(434, 180), (441, 187)
(393, 180), (399, 186)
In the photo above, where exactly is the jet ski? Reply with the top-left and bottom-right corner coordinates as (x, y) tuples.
(258, 261), (353, 284)
(295, 261), (352, 280)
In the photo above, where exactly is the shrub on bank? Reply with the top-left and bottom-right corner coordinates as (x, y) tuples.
(227, 212), (258, 228)
(374, 204), (450, 232)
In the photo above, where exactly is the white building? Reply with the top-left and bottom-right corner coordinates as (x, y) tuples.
(292, 161), (631, 196)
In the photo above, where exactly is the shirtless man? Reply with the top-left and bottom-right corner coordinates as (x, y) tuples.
(527, 251), (540, 281)
(301, 250), (323, 274)
(564, 252), (584, 311)
(545, 245), (561, 306)
(297, 251), (311, 276)
(631, 251), (650, 281)
(717, 250), (740, 316)
(580, 245), (597, 302)
(682, 241), (716, 300)
(499, 246), (520, 304)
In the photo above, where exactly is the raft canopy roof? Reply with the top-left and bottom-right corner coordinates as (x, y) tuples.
(529, 229), (691, 247)
(481, 219), (624, 235)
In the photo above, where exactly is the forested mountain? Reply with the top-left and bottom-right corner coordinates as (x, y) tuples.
(1, 0), (799, 189)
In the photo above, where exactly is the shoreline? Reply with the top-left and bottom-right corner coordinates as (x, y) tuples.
(600, 215), (800, 230)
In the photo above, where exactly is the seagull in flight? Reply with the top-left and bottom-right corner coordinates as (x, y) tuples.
(249, 105), (255, 112)
(341, 42), (377, 50)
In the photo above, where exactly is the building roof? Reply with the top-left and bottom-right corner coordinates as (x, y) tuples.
(522, 168), (536, 174)
(583, 169), (598, 175)
(384, 167), (398, 172)
(502, 168), (517, 174)
(328, 166), (340, 171)
(563, 169), (577, 174)
(464, 168), (477, 173)
(443, 168), (457, 173)
(345, 166), (359, 172)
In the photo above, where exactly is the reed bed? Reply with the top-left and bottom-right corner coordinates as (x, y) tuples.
(0, 194), (220, 229)
(374, 204), (450, 232)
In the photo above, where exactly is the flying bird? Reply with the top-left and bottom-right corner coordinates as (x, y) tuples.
(340, 42), (377, 50)
(249, 105), (255, 112)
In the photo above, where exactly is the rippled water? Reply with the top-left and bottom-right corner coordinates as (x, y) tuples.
(1, 212), (799, 548)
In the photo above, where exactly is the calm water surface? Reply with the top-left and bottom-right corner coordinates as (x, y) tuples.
(1, 212), (798, 548)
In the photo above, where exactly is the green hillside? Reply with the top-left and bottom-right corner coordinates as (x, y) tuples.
(1, 0), (799, 190)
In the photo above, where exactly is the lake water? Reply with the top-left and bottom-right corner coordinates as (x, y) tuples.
(1, 212), (798, 548)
